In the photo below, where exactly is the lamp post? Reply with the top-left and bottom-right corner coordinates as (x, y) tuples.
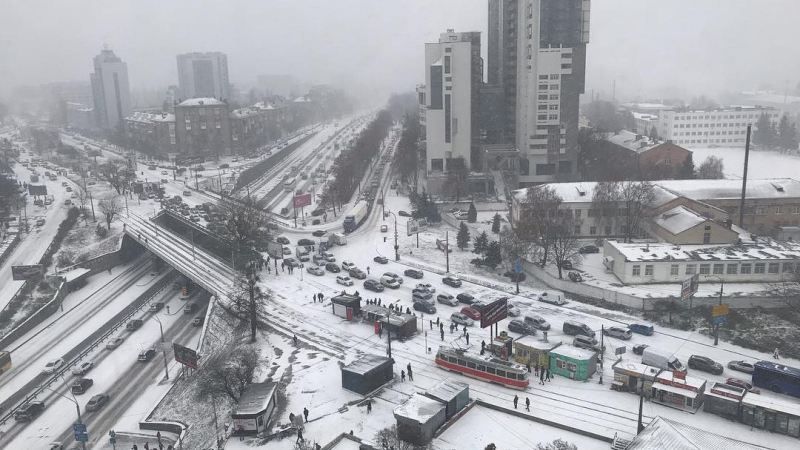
(707, 276), (724, 346)
(45, 386), (86, 450)
(387, 211), (399, 261)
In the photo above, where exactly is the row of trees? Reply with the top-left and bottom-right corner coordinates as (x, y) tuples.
(393, 113), (420, 183)
(754, 113), (799, 151)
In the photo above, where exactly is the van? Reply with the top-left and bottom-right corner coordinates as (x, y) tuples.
(642, 347), (686, 373)
(71, 378), (94, 395)
(562, 320), (595, 338)
(184, 302), (197, 314)
(628, 323), (654, 336)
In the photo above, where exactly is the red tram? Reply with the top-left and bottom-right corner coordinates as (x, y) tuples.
(435, 346), (529, 389)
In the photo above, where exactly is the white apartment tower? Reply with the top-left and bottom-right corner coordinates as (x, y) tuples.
(176, 52), (231, 100)
(90, 48), (132, 130)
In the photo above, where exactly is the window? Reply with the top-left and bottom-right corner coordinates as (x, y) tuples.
(538, 94), (548, 100)
(645, 265), (654, 276)
(444, 94), (451, 143)
(756, 207), (766, 215)
(539, 84), (548, 90)
(632, 265), (641, 276)
(548, 114), (558, 120)
(605, 225), (612, 235)
(431, 159), (444, 171)
(727, 264), (738, 275)
(467, 361), (476, 369)
(589, 226), (596, 235)
(671, 265), (679, 276)
(699, 264), (710, 275)
(574, 225), (581, 234)
(549, 84), (559, 90)
(535, 163), (555, 175)
(550, 94), (559, 100)
(444, 55), (451, 74)
(487, 366), (496, 374)
(575, 209), (582, 218)
(703, 232), (711, 244)
(754, 263), (765, 274)
(550, 74), (559, 80)
(445, 47), (452, 53)
(713, 264), (724, 275)
(783, 262), (794, 273)
(497, 370), (506, 378)
(549, 105), (559, 110)
(539, 75), (549, 80)
(537, 114), (547, 120)
(686, 264), (696, 275)
(538, 104), (548, 111)
(776, 207), (783, 214)
(768, 263), (779, 274)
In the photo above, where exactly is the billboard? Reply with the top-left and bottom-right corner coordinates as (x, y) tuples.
(293, 193), (312, 208)
(480, 297), (508, 328)
(680, 274), (699, 301)
(28, 184), (48, 196)
(12, 264), (44, 280)
(266, 241), (284, 259)
(173, 343), (199, 369)
(407, 218), (428, 236)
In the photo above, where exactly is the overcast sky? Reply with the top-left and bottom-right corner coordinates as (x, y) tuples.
(1, 0), (799, 103)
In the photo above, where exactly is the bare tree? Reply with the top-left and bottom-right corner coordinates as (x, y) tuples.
(98, 160), (129, 195)
(222, 196), (267, 249)
(620, 181), (655, 242)
(196, 346), (260, 402)
(590, 181), (621, 239)
(98, 195), (122, 230)
(374, 424), (429, 450)
(499, 225), (536, 271)
(519, 186), (563, 266)
(225, 267), (269, 342)
(696, 155), (725, 179)
(536, 439), (578, 450)
(550, 218), (580, 279)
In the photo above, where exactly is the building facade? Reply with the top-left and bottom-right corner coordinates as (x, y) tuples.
(176, 52), (231, 100)
(90, 48), (132, 130)
(604, 130), (692, 178)
(173, 98), (231, 158)
(123, 112), (177, 157)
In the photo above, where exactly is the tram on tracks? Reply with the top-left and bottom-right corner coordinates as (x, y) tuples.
(435, 346), (529, 389)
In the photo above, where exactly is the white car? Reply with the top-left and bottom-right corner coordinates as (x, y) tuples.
(380, 276), (401, 289)
(336, 275), (353, 286)
(538, 291), (568, 306)
(450, 312), (474, 327)
(71, 361), (94, 376)
(324, 252), (336, 263)
(380, 225), (388, 232)
(415, 283), (435, 293)
(383, 272), (403, 284)
(507, 302), (521, 317)
(341, 261), (356, 271)
(42, 358), (64, 375)
(436, 293), (459, 306)
(307, 265), (324, 276)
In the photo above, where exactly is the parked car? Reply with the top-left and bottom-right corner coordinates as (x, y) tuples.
(508, 319), (537, 336)
(325, 262), (341, 273)
(725, 377), (761, 394)
(14, 401), (45, 422)
(364, 279), (384, 292)
(413, 301), (436, 314)
(192, 317), (204, 326)
(727, 360), (755, 374)
(603, 326), (633, 340)
(307, 265), (324, 276)
(42, 358), (64, 375)
(71, 361), (94, 376)
(312, 230), (327, 237)
(688, 355), (724, 375)
(412, 291), (433, 303)
(106, 336), (125, 350)
(579, 245), (600, 254)
(126, 319), (143, 331)
(538, 291), (567, 306)
(568, 272), (583, 282)
(297, 238), (313, 246)
(560, 260), (574, 270)
(86, 393), (110, 412)
(461, 306), (481, 320)
(573, 335), (604, 353)
(336, 275), (354, 286)
(340, 261), (355, 271)
(628, 323), (655, 336)
(450, 312), (474, 327)
(404, 269), (424, 279)
(442, 276), (462, 287)
(632, 344), (649, 355)
(398, 210), (411, 217)
(71, 378), (94, 395)
(138, 348), (156, 362)
(380, 224), (389, 232)
(415, 283), (435, 294)
(373, 256), (388, 264)
(524, 314), (551, 331)
(562, 320), (595, 338)
(349, 268), (367, 279)
(506, 302), (521, 317)
(436, 293), (459, 306)
(277, 236), (290, 245)
(503, 271), (526, 282)
(382, 272), (403, 284)
(380, 276), (400, 289)
(456, 293), (475, 304)
(282, 246), (292, 255)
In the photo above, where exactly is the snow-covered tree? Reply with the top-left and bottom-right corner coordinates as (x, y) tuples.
(467, 202), (477, 223)
(696, 155), (724, 179)
(98, 195), (121, 230)
(491, 213), (501, 233)
(456, 222), (470, 250)
(473, 231), (489, 254)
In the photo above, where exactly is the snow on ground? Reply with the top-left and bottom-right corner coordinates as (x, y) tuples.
(689, 146), (800, 179)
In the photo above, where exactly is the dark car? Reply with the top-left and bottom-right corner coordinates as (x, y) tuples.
(632, 344), (649, 355)
(413, 301), (436, 314)
(276, 236), (290, 245)
(349, 268), (367, 279)
(325, 262), (340, 273)
(404, 269), (424, 279)
(126, 319), (143, 331)
(138, 348), (156, 362)
(725, 377), (761, 394)
(312, 230), (327, 237)
(86, 393), (110, 412)
(71, 378), (94, 395)
(560, 260), (573, 270)
(297, 238), (314, 246)
(14, 401), (45, 422)
(508, 319), (537, 336)
(373, 256), (388, 264)
(442, 276), (462, 288)
(579, 245), (600, 254)
(364, 279), (384, 292)
(456, 293), (475, 304)
(398, 210), (411, 217)
(688, 355), (724, 375)
(503, 271), (526, 282)
(192, 317), (204, 326)
(568, 272), (583, 282)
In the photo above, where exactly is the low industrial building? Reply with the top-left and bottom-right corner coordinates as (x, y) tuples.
(231, 382), (277, 435)
(627, 416), (764, 449)
(423, 379), (469, 420)
(603, 130), (692, 178)
(703, 382), (747, 420)
(548, 346), (596, 381)
(611, 360), (662, 396)
(340, 355), (393, 395)
(394, 393), (447, 446)
(361, 304), (418, 340)
(512, 337), (560, 368)
(331, 293), (361, 321)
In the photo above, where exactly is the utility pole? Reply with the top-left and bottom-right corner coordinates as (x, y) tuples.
(394, 214), (399, 261)
(248, 262), (258, 343)
(386, 320), (392, 359)
(739, 125), (752, 227)
(714, 280), (724, 346)
(637, 390), (645, 434)
(162, 348), (170, 380)
(445, 231), (450, 273)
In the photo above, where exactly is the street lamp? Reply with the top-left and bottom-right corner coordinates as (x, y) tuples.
(45, 386), (87, 450)
(387, 211), (399, 261)
(706, 276), (725, 346)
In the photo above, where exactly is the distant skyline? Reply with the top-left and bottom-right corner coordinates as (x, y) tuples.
(1, 0), (799, 104)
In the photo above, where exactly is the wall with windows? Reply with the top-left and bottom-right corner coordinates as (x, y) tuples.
(659, 107), (780, 147)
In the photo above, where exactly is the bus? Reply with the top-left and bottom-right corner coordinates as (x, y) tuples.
(435, 346), (529, 390)
(0, 351), (11, 374)
(283, 177), (297, 192)
(753, 360), (800, 398)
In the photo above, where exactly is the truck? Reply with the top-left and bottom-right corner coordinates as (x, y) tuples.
(328, 232), (347, 246)
(295, 246), (310, 261)
(641, 347), (686, 373)
(342, 200), (368, 233)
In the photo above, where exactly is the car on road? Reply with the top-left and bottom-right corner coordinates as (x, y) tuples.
(65, 186), (73, 192)
(412, 291), (433, 303)
(126, 319), (143, 331)
(436, 293), (459, 306)
(106, 336), (125, 350)
(461, 306), (481, 321)
(312, 230), (327, 237)
(149, 302), (164, 312)
(579, 245), (600, 254)
(450, 312), (474, 327)
(14, 401), (45, 422)
(442, 276), (462, 288)
(138, 348), (156, 362)
(398, 210), (411, 217)
(86, 393), (110, 412)
(277, 236), (290, 245)
(341, 261), (356, 271)
(325, 262), (341, 273)
(71, 378), (94, 395)
(282, 246), (292, 255)
(559, 260), (574, 270)
(373, 256), (388, 264)
(42, 358), (64, 374)
(628, 323), (655, 336)
(538, 292), (567, 306)
(192, 317), (204, 326)
(413, 301), (436, 314)
(603, 326), (633, 340)
(632, 344), (649, 355)
(71, 361), (94, 376)
(161, 170), (169, 175)
(524, 314), (551, 331)
(456, 293), (475, 304)
(364, 279), (384, 292)
(297, 238), (313, 246)
(415, 283), (435, 293)
(568, 272), (583, 282)
(64, 199), (71, 206)
(383, 272), (403, 284)
(725, 377), (761, 394)
(36, 218), (46, 226)
(727, 360), (755, 374)
(380, 277), (400, 289)
(349, 268), (367, 279)
(336, 275), (354, 286)
(573, 335), (604, 352)
(508, 319), (537, 336)
(380, 225), (388, 232)
(688, 355), (724, 375)
(403, 269), (423, 279)
(506, 302), (521, 317)
(307, 265), (324, 276)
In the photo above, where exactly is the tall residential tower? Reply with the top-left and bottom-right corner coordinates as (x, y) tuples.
(90, 48), (132, 130)
(176, 52), (231, 100)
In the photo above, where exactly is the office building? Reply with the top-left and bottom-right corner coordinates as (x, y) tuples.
(654, 106), (779, 147)
(488, 0), (591, 185)
(176, 52), (230, 100)
(90, 48), (132, 130)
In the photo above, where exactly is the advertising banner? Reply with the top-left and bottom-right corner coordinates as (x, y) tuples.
(480, 297), (508, 328)
(11, 264), (44, 280)
(681, 274), (699, 301)
(293, 193), (312, 208)
(173, 343), (199, 369)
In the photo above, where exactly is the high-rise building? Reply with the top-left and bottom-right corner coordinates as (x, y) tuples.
(90, 48), (132, 130)
(176, 52), (230, 100)
(488, 0), (591, 185)
(423, 30), (484, 195)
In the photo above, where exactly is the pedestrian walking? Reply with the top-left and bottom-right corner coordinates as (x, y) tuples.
(465, 333), (470, 345)
(144, 444), (150, 450)
(539, 370), (545, 385)
(481, 340), (486, 351)
(133, 446), (138, 450)
(319, 293), (324, 302)
(513, 395), (518, 409)
(379, 326), (383, 338)
(293, 335), (298, 346)
(366, 399), (372, 413)
(526, 363), (531, 373)
(525, 397), (530, 412)
(312, 294), (315, 303)
(436, 317), (440, 326)
(367, 266), (370, 274)
(545, 368), (551, 382)
(401, 370), (406, 381)
(463, 325), (467, 335)
(430, 320), (433, 330)
(774, 348), (781, 359)
(407, 363), (413, 381)
(166, 305), (170, 314)
(296, 429), (304, 443)
(440, 329), (444, 341)
(303, 407), (309, 422)
(281, 262), (285, 272)
(534, 365), (539, 376)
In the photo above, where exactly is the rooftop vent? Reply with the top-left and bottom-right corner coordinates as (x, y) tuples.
(771, 183), (785, 192)
(575, 186), (586, 197)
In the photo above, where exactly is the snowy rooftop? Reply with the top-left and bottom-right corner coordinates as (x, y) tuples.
(341, 354), (391, 376)
(178, 97), (225, 107)
(125, 111), (175, 123)
(293, 96), (311, 103)
(550, 345), (595, 360)
(632, 112), (659, 121)
(612, 361), (662, 378)
(655, 371), (706, 390)
(252, 101), (275, 110)
(741, 391), (800, 417)
(627, 416), (765, 450)
(513, 335), (561, 351)
(232, 382), (276, 416)
(393, 393), (445, 423)
(604, 130), (662, 154)
(606, 239), (800, 263)
(230, 107), (260, 118)
(425, 379), (468, 403)
(652, 206), (707, 235)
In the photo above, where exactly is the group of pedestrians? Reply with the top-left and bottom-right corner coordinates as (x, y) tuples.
(312, 292), (324, 303)
(399, 362), (414, 382)
(512, 395), (532, 412)
(527, 363), (551, 385)
(281, 261), (296, 274)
